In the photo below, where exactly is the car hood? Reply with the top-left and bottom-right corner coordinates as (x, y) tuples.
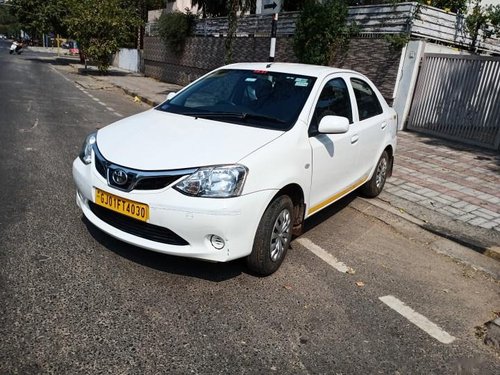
(96, 109), (284, 170)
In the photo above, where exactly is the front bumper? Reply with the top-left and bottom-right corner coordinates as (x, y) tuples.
(73, 157), (277, 262)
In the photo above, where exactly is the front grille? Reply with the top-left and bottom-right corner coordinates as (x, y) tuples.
(135, 176), (181, 190)
(89, 202), (189, 246)
(95, 154), (107, 179)
(93, 146), (191, 191)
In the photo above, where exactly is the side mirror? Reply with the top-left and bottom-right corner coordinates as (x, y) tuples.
(166, 92), (177, 101)
(318, 115), (349, 134)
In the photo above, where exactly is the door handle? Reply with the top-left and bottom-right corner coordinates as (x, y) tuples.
(351, 135), (359, 144)
(381, 122), (387, 130)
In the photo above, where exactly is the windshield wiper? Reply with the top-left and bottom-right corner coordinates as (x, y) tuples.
(242, 113), (286, 124)
(183, 111), (286, 124)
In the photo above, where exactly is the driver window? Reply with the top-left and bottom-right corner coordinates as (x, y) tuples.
(310, 78), (352, 136)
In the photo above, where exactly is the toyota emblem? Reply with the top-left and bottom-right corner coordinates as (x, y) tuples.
(112, 169), (128, 186)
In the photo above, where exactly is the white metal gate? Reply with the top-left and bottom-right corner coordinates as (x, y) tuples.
(408, 54), (500, 150)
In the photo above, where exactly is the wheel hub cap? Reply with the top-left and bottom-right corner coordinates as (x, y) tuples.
(270, 209), (291, 262)
(376, 158), (388, 188)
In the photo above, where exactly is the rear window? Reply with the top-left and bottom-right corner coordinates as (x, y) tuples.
(351, 78), (383, 121)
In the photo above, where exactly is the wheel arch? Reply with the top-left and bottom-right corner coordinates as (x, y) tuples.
(273, 183), (306, 236)
(384, 144), (394, 177)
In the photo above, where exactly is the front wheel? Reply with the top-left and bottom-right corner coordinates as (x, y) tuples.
(361, 150), (389, 198)
(247, 195), (293, 276)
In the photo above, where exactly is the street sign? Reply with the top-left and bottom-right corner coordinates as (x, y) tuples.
(260, 0), (282, 15)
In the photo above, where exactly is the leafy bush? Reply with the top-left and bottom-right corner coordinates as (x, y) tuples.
(384, 33), (411, 52)
(466, 1), (500, 52)
(158, 11), (195, 55)
(293, 0), (356, 66)
(65, 0), (142, 73)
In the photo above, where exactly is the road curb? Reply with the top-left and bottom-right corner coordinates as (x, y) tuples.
(114, 86), (159, 107)
(360, 197), (500, 264)
(67, 63), (161, 107)
(484, 247), (500, 262)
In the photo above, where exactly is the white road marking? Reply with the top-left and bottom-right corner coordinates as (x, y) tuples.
(49, 65), (71, 82)
(49, 64), (125, 118)
(296, 238), (352, 273)
(379, 295), (456, 344)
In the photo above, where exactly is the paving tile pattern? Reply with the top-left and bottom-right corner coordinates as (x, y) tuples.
(386, 132), (500, 231)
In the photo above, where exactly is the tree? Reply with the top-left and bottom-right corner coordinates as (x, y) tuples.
(429, 0), (467, 14)
(158, 10), (195, 54)
(294, 0), (355, 65)
(225, 0), (255, 63)
(127, 0), (165, 48)
(10, 0), (68, 37)
(0, 5), (20, 37)
(191, 1), (256, 63)
(65, 0), (142, 72)
(466, 1), (500, 52)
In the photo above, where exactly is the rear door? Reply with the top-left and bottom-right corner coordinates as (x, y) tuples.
(348, 76), (389, 178)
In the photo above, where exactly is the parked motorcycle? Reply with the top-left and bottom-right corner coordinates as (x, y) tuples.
(9, 41), (23, 55)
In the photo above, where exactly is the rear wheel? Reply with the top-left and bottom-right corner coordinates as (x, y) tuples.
(361, 150), (389, 198)
(247, 195), (293, 276)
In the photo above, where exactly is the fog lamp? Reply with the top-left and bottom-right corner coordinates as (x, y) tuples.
(210, 235), (225, 250)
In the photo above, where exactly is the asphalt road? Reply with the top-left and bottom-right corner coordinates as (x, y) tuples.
(1, 41), (499, 374)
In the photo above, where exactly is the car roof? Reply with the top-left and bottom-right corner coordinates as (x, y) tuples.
(221, 62), (358, 80)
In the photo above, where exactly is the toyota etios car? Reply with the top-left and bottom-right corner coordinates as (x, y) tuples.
(73, 63), (397, 275)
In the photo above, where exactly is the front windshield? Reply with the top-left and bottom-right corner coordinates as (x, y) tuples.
(156, 69), (316, 131)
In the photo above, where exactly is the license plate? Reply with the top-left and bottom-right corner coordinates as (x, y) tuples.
(95, 188), (149, 222)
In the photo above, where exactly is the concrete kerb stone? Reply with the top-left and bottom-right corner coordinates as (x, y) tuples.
(66, 63), (163, 107)
(484, 247), (500, 262)
(113, 86), (159, 107)
(351, 198), (500, 280)
(364, 196), (500, 264)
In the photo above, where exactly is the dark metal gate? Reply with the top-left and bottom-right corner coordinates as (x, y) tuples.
(408, 54), (500, 150)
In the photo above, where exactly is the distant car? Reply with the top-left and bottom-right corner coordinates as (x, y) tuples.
(0, 34), (7, 40)
(73, 63), (397, 275)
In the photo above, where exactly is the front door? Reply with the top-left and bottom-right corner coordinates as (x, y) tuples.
(307, 76), (363, 217)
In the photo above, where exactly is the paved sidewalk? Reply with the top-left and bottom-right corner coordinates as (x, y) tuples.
(385, 132), (500, 232)
(378, 132), (500, 257)
(62, 60), (499, 252)
(68, 62), (183, 106)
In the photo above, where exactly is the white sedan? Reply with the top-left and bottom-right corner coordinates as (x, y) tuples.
(73, 62), (397, 275)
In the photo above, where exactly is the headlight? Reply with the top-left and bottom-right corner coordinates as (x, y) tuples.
(79, 132), (97, 164)
(174, 165), (248, 198)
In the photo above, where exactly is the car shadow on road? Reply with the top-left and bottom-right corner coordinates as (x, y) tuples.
(302, 192), (358, 234)
(82, 217), (246, 282)
(81, 192), (359, 281)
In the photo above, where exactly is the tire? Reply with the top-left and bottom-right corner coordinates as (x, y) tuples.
(247, 195), (293, 276)
(361, 150), (389, 198)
